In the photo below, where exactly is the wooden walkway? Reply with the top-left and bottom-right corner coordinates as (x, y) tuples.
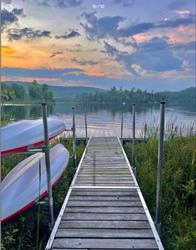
(46, 137), (164, 250)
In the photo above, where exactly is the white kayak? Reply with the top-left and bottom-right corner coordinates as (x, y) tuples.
(0, 144), (69, 223)
(1, 117), (66, 155)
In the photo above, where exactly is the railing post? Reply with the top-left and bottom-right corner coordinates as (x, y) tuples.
(121, 102), (126, 141)
(42, 103), (54, 230)
(93, 151), (96, 186)
(72, 106), (76, 168)
(132, 104), (136, 176)
(85, 108), (88, 144)
(121, 111), (123, 139)
(144, 123), (147, 140)
(155, 101), (165, 234)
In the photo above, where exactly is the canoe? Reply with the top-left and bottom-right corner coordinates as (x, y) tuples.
(1, 117), (66, 155)
(0, 144), (69, 223)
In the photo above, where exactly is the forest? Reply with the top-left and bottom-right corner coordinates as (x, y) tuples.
(1, 81), (54, 103)
(78, 86), (195, 110)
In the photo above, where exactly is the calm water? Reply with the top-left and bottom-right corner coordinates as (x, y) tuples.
(2, 102), (195, 137)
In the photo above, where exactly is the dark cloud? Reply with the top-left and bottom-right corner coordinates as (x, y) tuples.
(103, 42), (119, 57)
(81, 12), (195, 39)
(12, 8), (25, 16)
(55, 30), (80, 39)
(8, 27), (51, 40)
(72, 58), (99, 65)
(119, 14), (195, 36)
(81, 12), (125, 40)
(50, 51), (63, 58)
(26, 0), (83, 8)
(168, 0), (193, 10)
(1, 8), (24, 31)
(2, 0), (12, 3)
(119, 22), (154, 37)
(104, 38), (182, 73)
(1, 67), (84, 78)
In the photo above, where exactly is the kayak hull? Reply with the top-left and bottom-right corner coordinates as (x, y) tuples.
(0, 144), (69, 223)
(1, 117), (66, 155)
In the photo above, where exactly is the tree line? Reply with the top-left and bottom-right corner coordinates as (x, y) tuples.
(78, 86), (195, 110)
(78, 86), (164, 105)
(1, 80), (54, 103)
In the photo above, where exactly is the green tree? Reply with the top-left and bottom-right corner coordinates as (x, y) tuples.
(29, 84), (41, 99)
(11, 84), (25, 100)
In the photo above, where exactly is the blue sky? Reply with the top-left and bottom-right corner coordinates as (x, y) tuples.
(1, 0), (195, 91)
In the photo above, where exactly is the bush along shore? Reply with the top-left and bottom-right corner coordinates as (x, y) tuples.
(1, 138), (85, 250)
(124, 134), (196, 250)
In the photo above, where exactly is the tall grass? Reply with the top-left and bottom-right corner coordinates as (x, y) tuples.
(124, 134), (196, 250)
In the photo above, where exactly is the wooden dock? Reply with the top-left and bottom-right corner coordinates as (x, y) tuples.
(46, 137), (164, 250)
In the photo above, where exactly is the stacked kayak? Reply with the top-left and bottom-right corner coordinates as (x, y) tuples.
(1, 144), (69, 223)
(1, 117), (66, 155)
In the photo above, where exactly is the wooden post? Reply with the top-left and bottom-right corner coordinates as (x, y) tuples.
(155, 101), (165, 234)
(72, 106), (76, 168)
(42, 103), (54, 229)
(132, 104), (136, 176)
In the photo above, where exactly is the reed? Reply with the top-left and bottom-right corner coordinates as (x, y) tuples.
(124, 131), (196, 250)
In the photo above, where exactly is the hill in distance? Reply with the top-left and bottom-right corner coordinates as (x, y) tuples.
(2, 81), (195, 111)
(2, 81), (104, 100)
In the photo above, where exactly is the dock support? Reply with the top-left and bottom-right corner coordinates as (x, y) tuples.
(155, 101), (165, 233)
(72, 106), (77, 168)
(132, 104), (136, 177)
(42, 103), (54, 229)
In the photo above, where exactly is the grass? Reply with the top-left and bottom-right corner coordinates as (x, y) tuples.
(124, 135), (196, 250)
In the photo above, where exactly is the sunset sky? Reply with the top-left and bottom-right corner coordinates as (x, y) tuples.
(1, 0), (195, 91)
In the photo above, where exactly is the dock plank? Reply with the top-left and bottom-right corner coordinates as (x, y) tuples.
(52, 238), (158, 249)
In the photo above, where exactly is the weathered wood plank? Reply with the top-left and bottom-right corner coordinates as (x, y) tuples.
(59, 220), (150, 229)
(52, 238), (158, 249)
(62, 213), (147, 221)
(65, 207), (145, 213)
(69, 196), (140, 201)
(67, 201), (142, 207)
(71, 191), (138, 196)
(56, 228), (154, 238)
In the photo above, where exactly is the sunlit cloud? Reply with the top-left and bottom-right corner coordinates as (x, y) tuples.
(1, 0), (195, 91)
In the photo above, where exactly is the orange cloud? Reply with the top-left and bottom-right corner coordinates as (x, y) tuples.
(1, 46), (17, 57)
(133, 34), (152, 43)
(167, 25), (195, 44)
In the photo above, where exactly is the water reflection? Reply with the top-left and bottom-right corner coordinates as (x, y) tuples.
(1, 102), (195, 137)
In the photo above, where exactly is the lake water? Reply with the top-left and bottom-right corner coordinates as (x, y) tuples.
(2, 102), (195, 137)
